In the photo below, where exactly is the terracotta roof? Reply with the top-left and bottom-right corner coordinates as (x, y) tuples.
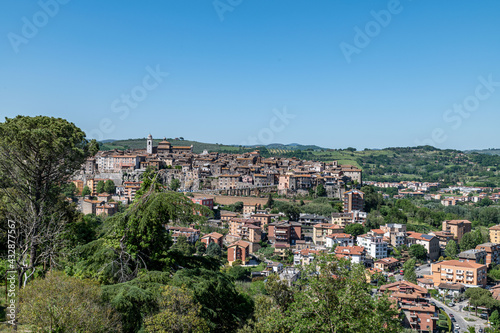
(335, 246), (365, 256)
(228, 240), (250, 248)
(326, 233), (353, 239)
(375, 257), (399, 265)
(433, 259), (486, 269)
(202, 232), (223, 239)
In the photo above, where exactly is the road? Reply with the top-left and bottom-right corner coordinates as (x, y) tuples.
(416, 263), (431, 277)
(432, 297), (486, 333)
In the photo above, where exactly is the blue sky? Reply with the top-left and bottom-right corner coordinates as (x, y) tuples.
(0, 0), (499, 150)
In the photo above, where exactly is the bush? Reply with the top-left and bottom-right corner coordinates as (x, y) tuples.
(19, 271), (121, 332)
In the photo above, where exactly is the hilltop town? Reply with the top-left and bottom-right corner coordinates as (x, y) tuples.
(62, 136), (500, 332)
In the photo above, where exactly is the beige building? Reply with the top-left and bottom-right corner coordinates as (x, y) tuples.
(407, 232), (440, 261)
(312, 223), (344, 246)
(489, 225), (500, 244)
(429, 260), (487, 287)
(442, 220), (472, 241)
(331, 212), (355, 227)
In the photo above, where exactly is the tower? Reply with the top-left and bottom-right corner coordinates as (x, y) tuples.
(147, 134), (153, 154)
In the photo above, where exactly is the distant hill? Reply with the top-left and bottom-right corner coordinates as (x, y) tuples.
(465, 148), (500, 156)
(98, 138), (326, 155)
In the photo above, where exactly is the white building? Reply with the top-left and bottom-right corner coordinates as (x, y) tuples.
(325, 233), (354, 248)
(357, 233), (388, 259)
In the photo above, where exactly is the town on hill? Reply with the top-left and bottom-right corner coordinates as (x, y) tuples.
(3, 119), (500, 332)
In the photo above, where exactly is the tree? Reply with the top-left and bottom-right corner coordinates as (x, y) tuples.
(144, 285), (209, 333)
(73, 191), (210, 284)
(266, 194), (274, 209)
(0, 116), (93, 287)
(445, 240), (458, 258)
(169, 178), (181, 191)
(283, 203), (300, 221)
(171, 235), (195, 256)
(82, 185), (91, 196)
(96, 180), (105, 194)
(19, 271), (121, 332)
(62, 182), (78, 198)
(344, 223), (365, 238)
(196, 242), (206, 255)
(227, 265), (250, 281)
(206, 242), (222, 258)
(403, 258), (417, 283)
(409, 244), (428, 261)
(277, 254), (401, 332)
(316, 184), (326, 197)
(490, 310), (500, 328)
(170, 268), (253, 332)
(460, 231), (482, 251)
(104, 180), (116, 194)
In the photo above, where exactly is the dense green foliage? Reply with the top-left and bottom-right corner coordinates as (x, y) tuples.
(19, 271), (121, 332)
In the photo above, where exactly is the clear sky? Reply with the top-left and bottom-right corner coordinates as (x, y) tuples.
(0, 0), (499, 150)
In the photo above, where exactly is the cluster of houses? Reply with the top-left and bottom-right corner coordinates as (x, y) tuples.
(365, 181), (500, 206)
(71, 136), (363, 206)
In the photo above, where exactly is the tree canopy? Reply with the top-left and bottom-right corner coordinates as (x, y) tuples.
(0, 115), (96, 286)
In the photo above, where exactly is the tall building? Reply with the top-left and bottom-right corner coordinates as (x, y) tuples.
(343, 189), (364, 213)
(147, 134), (153, 154)
(441, 220), (472, 241)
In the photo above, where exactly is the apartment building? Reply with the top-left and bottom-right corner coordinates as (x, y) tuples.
(476, 243), (500, 267)
(379, 281), (436, 333)
(325, 233), (354, 248)
(228, 218), (262, 244)
(407, 232), (440, 261)
(442, 220), (472, 241)
(458, 249), (487, 264)
(191, 197), (214, 210)
(227, 240), (250, 265)
(430, 260), (487, 287)
(167, 227), (200, 244)
(218, 174), (242, 189)
(489, 224), (500, 244)
(357, 232), (388, 260)
(123, 181), (143, 202)
(374, 257), (400, 272)
(335, 246), (366, 264)
(381, 223), (407, 247)
(251, 213), (272, 229)
(331, 212), (355, 227)
(200, 232), (224, 248)
(343, 189), (364, 213)
(312, 223), (344, 246)
(268, 221), (302, 245)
